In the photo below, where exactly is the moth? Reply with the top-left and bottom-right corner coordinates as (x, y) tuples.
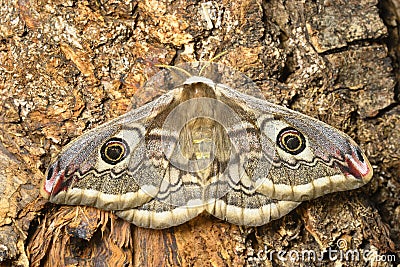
(41, 62), (373, 229)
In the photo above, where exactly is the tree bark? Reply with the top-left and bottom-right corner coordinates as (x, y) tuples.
(0, 0), (398, 266)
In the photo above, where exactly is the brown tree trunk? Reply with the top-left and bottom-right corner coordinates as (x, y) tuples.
(0, 0), (398, 266)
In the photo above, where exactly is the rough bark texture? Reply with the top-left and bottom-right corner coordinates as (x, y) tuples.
(0, 0), (398, 266)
